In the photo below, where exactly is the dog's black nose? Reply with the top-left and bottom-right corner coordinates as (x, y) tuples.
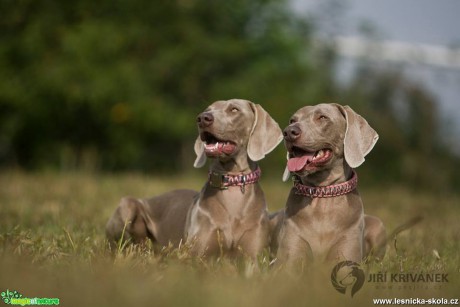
(197, 112), (214, 128)
(283, 125), (301, 141)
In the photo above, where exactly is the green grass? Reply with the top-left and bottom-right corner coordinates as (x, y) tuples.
(1, 171), (459, 307)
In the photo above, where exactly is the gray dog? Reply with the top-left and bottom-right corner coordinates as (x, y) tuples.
(270, 103), (386, 268)
(106, 99), (283, 259)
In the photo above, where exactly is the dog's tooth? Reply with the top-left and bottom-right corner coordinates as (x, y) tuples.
(312, 150), (323, 161)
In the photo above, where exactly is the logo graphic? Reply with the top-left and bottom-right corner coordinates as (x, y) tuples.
(330, 261), (365, 297)
(1, 291), (22, 305)
(1, 290), (59, 306)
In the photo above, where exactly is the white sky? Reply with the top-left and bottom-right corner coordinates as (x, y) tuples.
(293, 0), (460, 47)
(341, 0), (460, 46)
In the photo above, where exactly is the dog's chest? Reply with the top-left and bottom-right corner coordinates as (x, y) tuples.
(212, 188), (261, 246)
(292, 196), (362, 237)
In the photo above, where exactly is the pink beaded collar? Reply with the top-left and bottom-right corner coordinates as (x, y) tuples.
(293, 171), (358, 198)
(208, 167), (261, 193)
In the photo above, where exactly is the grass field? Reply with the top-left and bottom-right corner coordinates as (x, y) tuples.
(1, 171), (459, 307)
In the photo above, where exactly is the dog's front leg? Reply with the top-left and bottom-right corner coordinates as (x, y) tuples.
(274, 223), (313, 272)
(326, 228), (364, 263)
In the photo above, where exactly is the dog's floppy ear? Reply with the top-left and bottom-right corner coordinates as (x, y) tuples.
(282, 152), (291, 182)
(193, 135), (207, 168)
(247, 102), (283, 162)
(338, 105), (379, 168)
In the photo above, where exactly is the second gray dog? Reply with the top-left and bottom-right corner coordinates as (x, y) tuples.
(271, 103), (386, 268)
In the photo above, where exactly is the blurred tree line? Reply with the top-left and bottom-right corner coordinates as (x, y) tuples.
(1, 0), (459, 190)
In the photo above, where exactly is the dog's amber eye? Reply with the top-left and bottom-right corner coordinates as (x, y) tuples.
(289, 118), (296, 124)
(231, 107), (239, 113)
(318, 115), (328, 120)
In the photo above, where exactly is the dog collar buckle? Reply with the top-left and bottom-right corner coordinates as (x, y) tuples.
(209, 171), (228, 189)
(208, 167), (261, 193)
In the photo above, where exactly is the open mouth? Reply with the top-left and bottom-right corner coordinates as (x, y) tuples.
(287, 146), (333, 172)
(200, 132), (236, 156)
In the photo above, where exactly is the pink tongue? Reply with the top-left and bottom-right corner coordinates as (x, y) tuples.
(205, 142), (235, 156)
(222, 143), (235, 154)
(287, 154), (315, 172)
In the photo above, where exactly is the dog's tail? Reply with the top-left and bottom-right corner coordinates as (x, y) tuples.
(387, 215), (423, 242)
(366, 215), (423, 262)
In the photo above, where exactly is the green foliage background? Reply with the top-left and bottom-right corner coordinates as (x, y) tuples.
(1, 0), (459, 190)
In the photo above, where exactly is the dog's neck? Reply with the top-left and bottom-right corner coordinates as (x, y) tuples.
(209, 154), (257, 174)
(299, 158), (353, 187)
(206, 155), (260, 194)
(292, 160), (357, 198)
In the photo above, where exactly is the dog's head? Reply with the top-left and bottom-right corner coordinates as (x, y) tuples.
(282, 103), (378, 181)
(194, 99), (283, 168)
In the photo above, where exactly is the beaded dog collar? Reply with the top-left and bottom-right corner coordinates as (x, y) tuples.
(208, 167), (261, 193)
(293, 171), (358, 198)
